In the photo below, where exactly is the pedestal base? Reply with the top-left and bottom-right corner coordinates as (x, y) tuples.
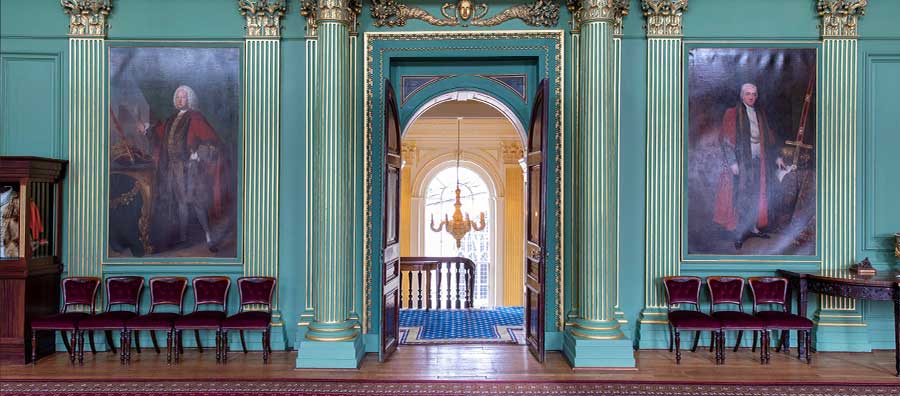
(563, 319), (635, 368)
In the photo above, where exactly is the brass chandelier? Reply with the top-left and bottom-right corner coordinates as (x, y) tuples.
(430, 118), (486, 248)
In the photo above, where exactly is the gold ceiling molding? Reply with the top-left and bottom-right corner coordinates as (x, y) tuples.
(238, 0), (287, 38)
(370, 0), (560, 28)
(817, 0), (867, 38)
(641, 0), (687, 37)
(60, 0), (111, 37)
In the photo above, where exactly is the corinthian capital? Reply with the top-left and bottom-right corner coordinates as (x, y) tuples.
(817, 0), (867, 38)
(641, 0), (687, 37)
(317, 0), (353, 23)
(238, 0), (286, 38)
(578, 0), (618, 25)
(60, 0), (111, 38)
(612, 0), (630, 37)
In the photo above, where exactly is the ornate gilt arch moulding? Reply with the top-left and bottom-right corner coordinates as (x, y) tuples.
(239, 0), (287, 38)
(641, 0), (687, 38)
(817, 0), (867, 38)
(370, 0), (560, 28)
(60, 0), (111, 37)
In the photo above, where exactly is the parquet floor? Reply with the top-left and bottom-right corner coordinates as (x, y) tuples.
(2, 345), (899, 384)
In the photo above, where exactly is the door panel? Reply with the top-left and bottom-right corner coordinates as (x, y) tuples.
(524, 79), (549, 362)
(381, 80), (402, 361)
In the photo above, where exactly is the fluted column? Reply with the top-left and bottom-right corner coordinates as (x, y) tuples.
(637, 0), (688, 349)
(563, 0), (633, 368)
(297, 0), (364, 368)
(813, 0), (870, 352)
(61, 0), (111, 278)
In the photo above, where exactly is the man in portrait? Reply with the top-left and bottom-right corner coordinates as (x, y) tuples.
(713, 83), (787, 250)
(139, 85), (226, 252)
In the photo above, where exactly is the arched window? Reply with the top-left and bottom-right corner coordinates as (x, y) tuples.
(424, 166), (491, 308)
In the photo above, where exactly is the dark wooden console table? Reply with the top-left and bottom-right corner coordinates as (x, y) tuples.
(777, 269), (900, 376)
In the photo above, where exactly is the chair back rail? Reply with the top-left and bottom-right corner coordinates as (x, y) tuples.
(400, 256), (475, 310)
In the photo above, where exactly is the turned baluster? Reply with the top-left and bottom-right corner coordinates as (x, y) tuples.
(436, 262), (443, 309)
(416, 270), (423, 309)
(455, 260), (462, 309)
(406, 271), (413, 308)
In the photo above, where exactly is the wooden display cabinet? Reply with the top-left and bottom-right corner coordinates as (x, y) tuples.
(0, 156), (67, 364)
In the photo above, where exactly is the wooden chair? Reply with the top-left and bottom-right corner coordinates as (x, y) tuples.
(76, 276), (144, 364)
(662, 276), (722, 364)
(399, 256), (475, 310)
(707, 276), (768, 364)
(125, 277), (188, 364)
(30, 277), (100, 364)
(172, 276), (231, 363)
(748, 276), (813, 364)
(221, 277), (276, 363)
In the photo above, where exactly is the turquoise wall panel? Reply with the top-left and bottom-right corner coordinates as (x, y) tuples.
(0, 53), (62, 157)
(682, 0), (818, 39)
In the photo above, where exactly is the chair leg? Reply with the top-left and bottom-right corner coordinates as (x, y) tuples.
(150, 330), (160, 354)
(105, 330), (116, 354)
(69, 331), (77, 364)
(752, 330), (758, 352)
(733, 330), (743, 352)
(195, 330), (203, 353)
(782, 329), (791, 354)
(31, 330), (38, 365)
(78, 330), (85, 364)
(178, 330), (184, 355)
(134, 330), (141, 354)
(166, 330), (173, 365)
(61, 330), (71, 354)
(759, 331), (767, 364)
(674, 330), (681, 364)
(215, 330), (222, 362)
(709, 331), (715, 352)
(720, 331), (727, 364)
(88, 330), (96, 354)
(239, 330), (247, 353)
(119, 330), (126, 364)
(691, 330), (701, 352)
(173, 330), (180, 362)
(667, 326), (673, 352)
(263, 328), (270, 364)
(222, 330), (229, 363)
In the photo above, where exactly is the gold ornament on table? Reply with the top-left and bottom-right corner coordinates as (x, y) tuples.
(430, 118), (486, 248)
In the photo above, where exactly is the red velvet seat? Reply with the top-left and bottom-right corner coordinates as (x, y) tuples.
(30, 277), (101, 364)
(221, 277), (276, 364)
(126, 277), (187, 364)
(707, 276), (767, 364)
(77, 276), (144, 364)
(173, 276), (231, 363)
(749, 276), (813, 364)
(663, 276), (722, 364)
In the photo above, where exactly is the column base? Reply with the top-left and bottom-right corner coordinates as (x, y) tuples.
(637, 308), (671, 350)
(296, 320), (365, 368)
(563, 319), (635, 368)
(813, 309), (871, 352)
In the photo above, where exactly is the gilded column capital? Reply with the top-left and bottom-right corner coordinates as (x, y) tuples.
(641, 0), (687, 38)
(612, 0), (630, 37)
(817, 0), (867, 38)
(577, 0), (618, 25)
(60, 0), (111, 38)
(317, 0), (354, 24)
(500, 141), (524, 164)
(300, 0), (319, 36)
(238, 0), (286, 38)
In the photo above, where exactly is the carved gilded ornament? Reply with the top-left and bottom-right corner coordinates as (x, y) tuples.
(299, 0), (319, 35)
(612, 0), (630, 36)
(501, 141), (525, 163)
(238, 0), (286, 38)
(578, 0), (618, 24)
(317, 0), (354, 23)
(60, 0), (111, 37)
(370, 0), (559, 28)
(568, 0), (626, 32)
(641, 0), (687, 37)
(817, 0), (867, 38)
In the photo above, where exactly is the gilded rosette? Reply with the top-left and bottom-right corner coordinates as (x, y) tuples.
(817, 0), (867, 38)
(641, 0), (687, 37)
(238, 0), (286, 38)
(60, 0), (111, 37)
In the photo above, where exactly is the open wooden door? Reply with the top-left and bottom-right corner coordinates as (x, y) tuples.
(524, 79), (549, 362)
(380, 80), (402, 362)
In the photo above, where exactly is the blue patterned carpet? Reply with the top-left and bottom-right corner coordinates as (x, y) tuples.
(399, 307), (524, 344)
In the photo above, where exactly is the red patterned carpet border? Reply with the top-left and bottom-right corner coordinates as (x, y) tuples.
(2, 379), (899, 396)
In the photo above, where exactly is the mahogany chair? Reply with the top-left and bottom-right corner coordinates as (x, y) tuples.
(748, 276), (813, 364)
(173, 276), (231, 363)
(76, 276), (144, 364)
(30, 277), (101, 364)
(221, 277), (276, 364)
(662, 276), (722, 364)
(706, 276), (768, 364)
(125, 277), (188, 364)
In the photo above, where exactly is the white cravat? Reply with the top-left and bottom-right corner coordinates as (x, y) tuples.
(0, 187), (10, 258)
(745, 104), (761, 159)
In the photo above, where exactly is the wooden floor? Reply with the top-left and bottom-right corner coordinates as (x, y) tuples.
(3, 345), (899, 384)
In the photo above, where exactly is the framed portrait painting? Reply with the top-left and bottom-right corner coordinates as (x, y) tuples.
(685, 47), (817, 258)
(107, 45), (241, 260)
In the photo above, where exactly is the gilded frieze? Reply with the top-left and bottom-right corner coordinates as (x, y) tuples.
(641, 0), (687, 37)
(370, 0), (560, 28)
(817, 0), (867, 38)
(60, 0), (111, 37)
(238, 0), (287, 38)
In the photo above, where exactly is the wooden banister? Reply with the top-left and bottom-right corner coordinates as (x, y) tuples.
(400, 256), (476, 310)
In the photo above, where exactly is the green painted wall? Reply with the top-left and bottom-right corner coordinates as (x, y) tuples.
(2, 0), (898, 356)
